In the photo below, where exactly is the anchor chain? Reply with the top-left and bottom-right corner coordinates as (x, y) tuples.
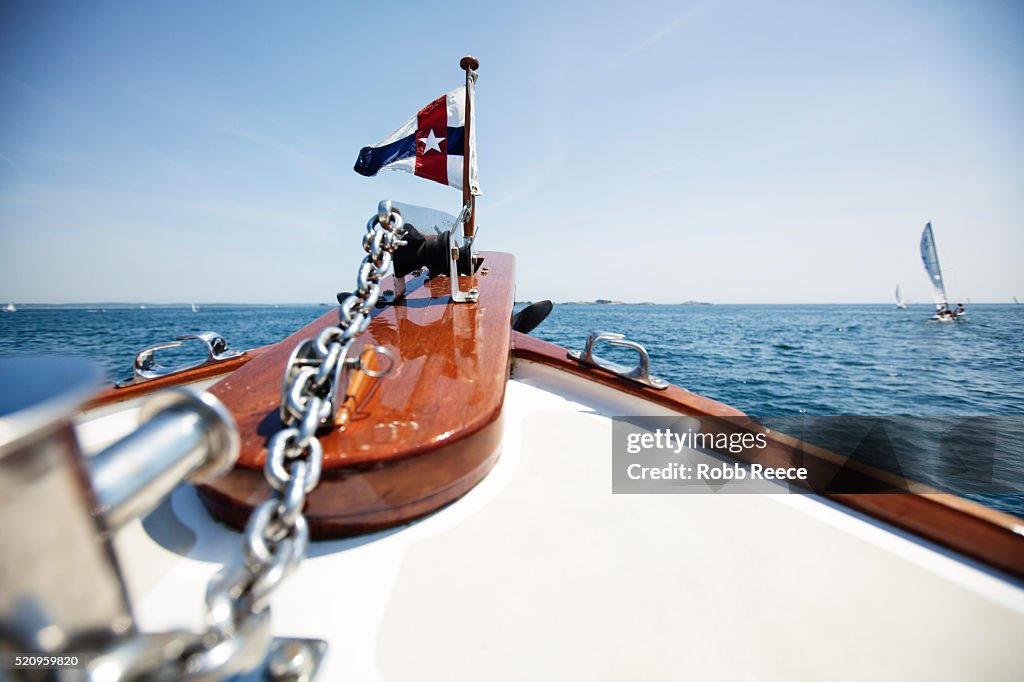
(93, 201), (407, 680)
(190, 200), (408, 676)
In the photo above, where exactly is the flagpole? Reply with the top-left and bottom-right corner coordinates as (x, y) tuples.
(459, 55), (478, 241)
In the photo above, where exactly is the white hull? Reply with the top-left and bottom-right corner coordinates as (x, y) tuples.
(73, 361), (1024, 681)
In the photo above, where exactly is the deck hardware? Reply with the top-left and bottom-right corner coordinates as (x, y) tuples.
(88, 388), (241, 529)
(384, 201), (478, 304)
(569, 331), (669, 390)
(3, 203), (407, 678)
(265, 637), (327, 681)
(333, 345), (396, 428)
(119, 331), (244, 386)
(0, 357), (254, 678)
(377, 274), (407, 306)
(511, 300), (553, 334)
(447, 203), (479, 303)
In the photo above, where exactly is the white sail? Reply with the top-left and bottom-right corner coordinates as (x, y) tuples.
(894, 285), (906, 309)
(919, 222), (947, 310)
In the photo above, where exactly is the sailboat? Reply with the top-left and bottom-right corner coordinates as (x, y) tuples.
(920, 222), (963, 321)
(2, 303), (14, 313)
(894, 285), (907, 309)
(191, 302), (199, 313)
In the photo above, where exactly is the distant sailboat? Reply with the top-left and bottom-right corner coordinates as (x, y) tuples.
(894, 285), (907, 309)
(3, 303), (15, 313)
(191, 302), (199, 313)
(1015, 296), (1020, 305)
(920, 222), (963, 321)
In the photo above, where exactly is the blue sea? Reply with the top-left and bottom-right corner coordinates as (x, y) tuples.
(2, 302), (1022, 515)
(533, 303), (1024, 417)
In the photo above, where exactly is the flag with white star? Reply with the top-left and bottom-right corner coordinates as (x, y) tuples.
(354, 85), (480, 194)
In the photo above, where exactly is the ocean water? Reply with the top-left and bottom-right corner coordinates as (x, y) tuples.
(0, 304), (328, 383)
(531, 303), (1024, 417)
(2, 302), (1022, 514)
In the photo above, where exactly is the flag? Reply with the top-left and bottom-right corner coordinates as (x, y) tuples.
(353, 85), (480, 194)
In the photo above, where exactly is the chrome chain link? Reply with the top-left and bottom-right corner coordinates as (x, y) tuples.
(147, 200), (408, 679)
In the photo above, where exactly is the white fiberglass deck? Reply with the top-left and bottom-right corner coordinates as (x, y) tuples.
(77, 361), (1024, 681)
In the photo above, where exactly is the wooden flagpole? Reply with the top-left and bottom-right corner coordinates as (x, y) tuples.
(459, 55), (478, 241)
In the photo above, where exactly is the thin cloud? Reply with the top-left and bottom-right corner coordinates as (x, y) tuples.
(218, 126), (346, 187)
(609, 0), (714, 69)
(580, 0), (718, 88)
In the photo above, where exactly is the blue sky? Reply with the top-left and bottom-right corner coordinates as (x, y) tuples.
(1, 0), (1022, 303)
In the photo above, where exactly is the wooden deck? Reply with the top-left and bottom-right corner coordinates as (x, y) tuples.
(199, 253), (515, 538)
